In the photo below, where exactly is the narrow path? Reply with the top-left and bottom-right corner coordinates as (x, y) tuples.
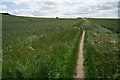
(76, 30), (85, 78)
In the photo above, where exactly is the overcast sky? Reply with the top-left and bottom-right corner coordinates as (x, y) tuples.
(0, 0), (119, 18)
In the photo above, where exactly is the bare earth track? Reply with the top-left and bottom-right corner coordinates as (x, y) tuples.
(76, 30), (85, 78)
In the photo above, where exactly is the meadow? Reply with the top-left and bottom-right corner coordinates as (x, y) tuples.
(2, 14), (119, 79)
(88, 18), (119, 33)
(83, 19), (119, 78)
(2, 15), (83, 78)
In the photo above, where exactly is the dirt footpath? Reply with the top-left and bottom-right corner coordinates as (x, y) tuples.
(76, 30), (85, 78)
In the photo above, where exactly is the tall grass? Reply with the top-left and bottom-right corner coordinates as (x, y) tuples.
(2, 15), (83, 78)
(83, 19), (119, 78)
(88, 18), (119, 33)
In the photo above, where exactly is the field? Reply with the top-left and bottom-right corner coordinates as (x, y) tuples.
(83, 19), (119, 78)
(2, 14), (120, 79)
(88, 18), (119, 33)
(2, 15), (83, 78)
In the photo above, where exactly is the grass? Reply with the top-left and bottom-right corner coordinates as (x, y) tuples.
(0, 14), (2, 79)
(88, 18), (119, 33)
(2, 15), (119, 79)
(83, 19), (119, 78)
(2, 15), (84, 78)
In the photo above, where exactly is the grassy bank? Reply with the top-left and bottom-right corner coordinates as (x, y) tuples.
(83, 19), (119, 78)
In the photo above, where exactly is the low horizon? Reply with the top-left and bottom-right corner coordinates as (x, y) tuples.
(1, 12), (119, 19)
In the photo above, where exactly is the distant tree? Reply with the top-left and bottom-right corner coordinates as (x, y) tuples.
(77, 17), (82, 19)
(1, 13), (11, 15)
(56, 17), (59, 19)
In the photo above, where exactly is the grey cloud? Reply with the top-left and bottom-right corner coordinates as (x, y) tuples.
(96, 2), (117, 10)
(63, 13), (72, 15)
(118, 3), (120, 8)
(6, 0), (118, 18)
(43, 1), (57, 5)
(32, 11), (47, 16)
(40, 6), (56, 10)
(76, 7), (98, 14)
(75, 12), (88, 14)
(64, 12), (88, 16)
(30, 1), (58, 11)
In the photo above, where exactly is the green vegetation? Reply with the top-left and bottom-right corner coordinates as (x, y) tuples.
(2, 14), (119, 79)
(2, 15), (83, 78)
(88, 18), (119, 33)
(0, 14), (2, 79)
(83, 19), (119, 78)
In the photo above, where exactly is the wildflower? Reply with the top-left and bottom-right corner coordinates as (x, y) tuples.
(106, 38), (110, 40)
(107, 34), (110, 35)
(93, 33), (97, 36)
(111, 40), (118, 43)
(40, 35), (43, 38)
(108, 42), (113, 44)
(113, 46), (119, 50)
(29, 46), (35, 50)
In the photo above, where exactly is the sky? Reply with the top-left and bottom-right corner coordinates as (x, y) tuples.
(0, 0), (119, 18)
